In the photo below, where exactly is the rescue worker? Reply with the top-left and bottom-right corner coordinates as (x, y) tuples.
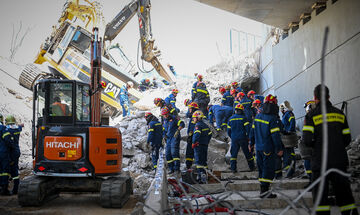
(247, 90), (256, 101)
(165, 89), (180, 113)
(184, 99), (191, 107)
(192, 110), (212, 183)
(208, 105), (233, 131)
(192, 82), (210, 116)
(154, 98), (178, 118)
(51, 96), (70, 116)
(221, 87), (234, 107)
(145, 112), (163, 170)
(250, 94), (283, 198)
(119, 81), (134, 117)
(303, 85), (358, 215)
(138, 78), (151, 91)
(167, 64), (176, 76)
(239, 92), (253, 123)
(303, 100), (316, 180)
(0, 113), (10, 195)
(227, 104), (254, 173)
(185, 102), (199, 169)
(280, 100), (296, 178)
(2, 115), (22, 195)
(252, 99), (262, 118)
(231, 82), (243, 93)
(231, 89), (239, 109)
(219, 87), (226, 96)
(191, 74), (206, 99)
(162, 107), (185, 175)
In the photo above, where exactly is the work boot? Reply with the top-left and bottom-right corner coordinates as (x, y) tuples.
(200, 173), (207, 184)
(0, 185), (11, 196)
(260, 185), (277, 198)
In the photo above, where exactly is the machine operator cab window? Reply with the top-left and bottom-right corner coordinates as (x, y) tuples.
(34, 80), (91, 126)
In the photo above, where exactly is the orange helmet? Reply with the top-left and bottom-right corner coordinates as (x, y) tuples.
(161, 107), (170, 115)
(184, 99), (190, 106)
(172, 89), (179, 94)
(225, 85), (231, 91)
(197, 74), (203, 81)
(154, 98), (162, 106)
(231, 82), (238, 87)
(253, 99), (261, 105)
(145, 79), (150, 83)
(235, 104), (244, 110)
(219, 87), (226, 94)
(237, 92), (245, 98)
(192, 110), (204, 118)
(230, 89), (237, 96)
(264, 94), (277, 104)
(188, 102), (199, 109)
(247, 90), (256, 97)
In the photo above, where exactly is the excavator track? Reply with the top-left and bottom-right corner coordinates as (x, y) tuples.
(100, 175), (133, 208)
(18, 176), (59, 206)
(19, 63), (52, 91)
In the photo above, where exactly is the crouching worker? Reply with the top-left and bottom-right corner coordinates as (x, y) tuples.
(228, 104), (254, 173)
(2, 115), (22, 195)
(192, 111), (212, 183)
(250, 95), (283, 198)
(145, 112), (163, 171)
(162, 107), (184, 175)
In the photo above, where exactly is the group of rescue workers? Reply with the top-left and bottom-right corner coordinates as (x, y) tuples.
(0, 114), (22, 196)
(144, 74), (358, 214)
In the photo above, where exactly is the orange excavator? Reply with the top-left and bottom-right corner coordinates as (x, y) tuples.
(18, 28), (132, 208)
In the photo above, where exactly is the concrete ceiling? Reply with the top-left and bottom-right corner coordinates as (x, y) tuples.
(193, 0), (319, 29)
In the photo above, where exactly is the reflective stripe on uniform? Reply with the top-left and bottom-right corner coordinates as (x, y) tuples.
(194, 130), (201, 134)
(14, 132), (21, 135)
(2, 132), (10, 138)
(340, 203), (356, 212)
(259, 178), (273, 183)
(173, 158), (180, 161)
(303, 125), (314, 133)
(177, 120), (183, 126)
(208, 132), (212, 135)
(313, 113), (345, 126)
(316, 205), (331, 212)
(167, 159), (174, 163)
(264, 152), (271, 156)
(170, 101), (176, 103)
(196, 165), (206, 168)
(284, 165), (290, 170)
(0, 173), (10, 177)
(148, 129), (154, 132)
(275, 169), (282, 173)
(227, 125), (231, 129)
(255, 119), (269, 124)
(291, 153), (296, 156)
(155, 123), (162, 126)
(186, 158), (194, 161)
(222, 98), (226, 100)
(288, 116), (295, 122)
(248, 157), (255, 161)
(230, 118), (243, 122)
(342, 128), (350, 135)
(202, 128), (209, 131)
(170, 108), (175, 113)
(241, 102), (251, 105)
(244, 122), (250, 126)
(252, 124), (255, 128)
(196, 89), (208, 94)
(306, 170), (312, 174)
(221, 123), (227, 126)
(270, 127), (280, 133)
(230, 158), (237, 160)
(12, 176), (19, 180)
(154, 165), (157, 168)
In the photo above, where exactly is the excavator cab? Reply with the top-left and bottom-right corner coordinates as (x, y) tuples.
(18, 79), (132, 208)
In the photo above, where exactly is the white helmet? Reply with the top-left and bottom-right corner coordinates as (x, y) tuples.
(127, 81), (134, 88)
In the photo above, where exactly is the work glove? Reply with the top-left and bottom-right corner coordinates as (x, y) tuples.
(174, 129), (180, 138)
(123, 103), (129, 111)
(192, 142), (199, 149)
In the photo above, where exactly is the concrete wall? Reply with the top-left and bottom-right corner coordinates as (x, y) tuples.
(269, 0), (360, 137)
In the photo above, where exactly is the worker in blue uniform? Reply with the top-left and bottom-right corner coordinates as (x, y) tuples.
(227, 104), (254, 173)
(239, 92), (253, 123)
(193, 82), (210, 117)
(2, 115), (22, 195)
(162, 107), (185, 175)
(0, 114), (10, 195)
(250, 94), (283, 198)
(154, 98), (178, 124)
(191, 74), (206, 99)
(231, 82), (243, 94)
(185, 102), (199, 169)
(208, 105), (233, 131)
(118, 81), (134, 117)
(145, 112), (163, 170)
(138, 78), (151, 91)
(192, 110), (212, 183)
(221, 87), (234, 107)
(165, 89), (180, 113)
(280, 100), (296, 178)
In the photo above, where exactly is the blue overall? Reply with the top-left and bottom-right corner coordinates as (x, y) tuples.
(235, 86), (243, 93)
(147, 118), (163, 169)
(139, 79), (151, 91)
(192, 120), (212, 179)
(185, 110), (196, 169)
(193, 84), (210, 116)
(250, 113), (282, 187)
(0, 123), (9, 187)
(163, 116), (184, 172)
(240, 96), (253, 123)
(2, 125), (22, 192)
(221, 91), (234, 107)
(227, 114), (254, 171)
(282, 110), (296, 177)
(119, 85), (130, 117)
(165, 93), (180, 113)
(208, 105), (233, 130)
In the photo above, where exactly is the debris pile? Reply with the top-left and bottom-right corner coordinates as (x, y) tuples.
(347, 135), (360, 192)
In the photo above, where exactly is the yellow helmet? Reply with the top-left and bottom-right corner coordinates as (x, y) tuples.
(192, 110), (204, 119)
(5, 115), (16, 125)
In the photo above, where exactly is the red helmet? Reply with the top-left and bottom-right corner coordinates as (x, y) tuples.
(154, 98), (162, 106)
(188, 102), (199, 109)
(161, 107), (170, 115)
(234, 104), (244, 110)
(197, 74), (203, 81)
(219, 87), (226, 94)
(144, 112), (153, 119)
(264, 94), (277, 104)
(230, 89), (237, 96)
(100, 80), (107, 88)
(145, 79), (150, 83)
(184, 99), (190, 106)
(253, 99), (261, 105)
(237, 92), (245, 98)
(231, 82), (238, 87)
(225, 85), (231, 91)
(172, 89), (179, 94)
(247, 90), (256, 97)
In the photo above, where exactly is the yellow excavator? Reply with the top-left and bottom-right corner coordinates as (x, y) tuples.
(19, 0), (176, 118)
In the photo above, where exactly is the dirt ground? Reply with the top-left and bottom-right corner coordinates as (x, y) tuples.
(0, 193), (139, 215)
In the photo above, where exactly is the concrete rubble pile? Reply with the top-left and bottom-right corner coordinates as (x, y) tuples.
(347, 135), (360, 192)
